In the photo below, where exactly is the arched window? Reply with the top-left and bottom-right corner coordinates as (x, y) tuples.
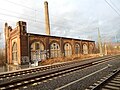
(50, 42), (60, 58)
(83, 44), (88, 54)
(75, 43), (80, 54)
(12, 42), (17, 62)
(89, 44), (94, 54)
(64, 43), (72, 56)
(30, 41), (45, 61)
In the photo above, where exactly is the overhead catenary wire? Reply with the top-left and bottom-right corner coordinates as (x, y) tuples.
(6, 0), (120, 25)
(109, 0), (120, 13)
(4, 0), (40, 12)
(0, 0), (101, 28)
(0, 12), (72, 29)
(104, 0), (120, 16)
(0, 0), (119, 41)
(0, 8), (41, 21)
(0, 12), (118, 39)
(0, 15), (72, 33)
(2, 0), (120, 26)
(3, 0), (82, 24)
(0, 0), (75, 30)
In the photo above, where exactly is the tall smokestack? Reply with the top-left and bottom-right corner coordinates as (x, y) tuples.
(44, 1), (50, 35)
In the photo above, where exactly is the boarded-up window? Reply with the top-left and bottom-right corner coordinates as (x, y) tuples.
(75, 43), (80, 54)
(30, 42), (45, 61)
(83, 44), (88, 54)
(89, 44), (93, 54)
(12, 42), (17, 62)
(64, 43), (72, 56)
(50, 42), (60, 58)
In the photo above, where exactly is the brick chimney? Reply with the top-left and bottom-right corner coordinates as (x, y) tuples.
(44, 1), (50, 35)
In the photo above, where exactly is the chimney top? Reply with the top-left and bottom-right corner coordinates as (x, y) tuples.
(44, 1), (48, 5)
(44, 1), (50, 35)
(5, 23), (8, 27)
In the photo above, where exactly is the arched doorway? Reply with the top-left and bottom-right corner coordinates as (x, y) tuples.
(64, 43), (72, 56)
(83, 44), (88, 54)
(75, 43), (80, 54)
(50, 42), (60, 58)
(30, 41), (45, 61)
(89, 44), (94, 54)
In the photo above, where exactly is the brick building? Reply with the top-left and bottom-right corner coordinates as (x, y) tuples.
(4, 1), (95, 65)
(4, 21), (95, 65)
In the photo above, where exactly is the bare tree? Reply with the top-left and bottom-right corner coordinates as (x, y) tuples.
(0, 32), (5, 65)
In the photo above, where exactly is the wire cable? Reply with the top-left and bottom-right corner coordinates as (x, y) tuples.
(104, 0), (120, 16)
(0, 8), (42, 20)
(4, 0), (40, 12)
(3, 0), (76, 23)
(0, 11), (76, 29)
(109, 0), (120, 13)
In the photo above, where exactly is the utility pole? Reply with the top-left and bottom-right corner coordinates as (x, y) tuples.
(104, 43), (107, 55)
(0, 33), (1, 38)
(98, 28), (103, 56)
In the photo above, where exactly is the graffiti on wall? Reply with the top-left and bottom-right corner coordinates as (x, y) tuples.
(21, 56), (29, 64)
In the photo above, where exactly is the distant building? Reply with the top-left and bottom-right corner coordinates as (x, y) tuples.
(4, 1), (95, 65)
(4, 21), (95, 65)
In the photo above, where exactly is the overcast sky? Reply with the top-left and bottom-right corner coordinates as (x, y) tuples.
(0, 0), (120, 48)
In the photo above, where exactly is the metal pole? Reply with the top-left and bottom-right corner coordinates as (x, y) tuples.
(98, 28), (103, 56)
(104, 43), (107, 55)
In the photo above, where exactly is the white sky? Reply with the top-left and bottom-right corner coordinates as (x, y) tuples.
(0, 0), (120, 47)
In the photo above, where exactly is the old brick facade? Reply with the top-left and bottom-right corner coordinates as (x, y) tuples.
(4, 21), (95, 65)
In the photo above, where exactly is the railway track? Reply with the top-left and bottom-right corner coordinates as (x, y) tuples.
(86, 68), (120, 90)
(0, 55), (120, 90)
(0, 55), (118, 80)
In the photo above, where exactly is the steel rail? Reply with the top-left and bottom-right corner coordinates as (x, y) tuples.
(86, 59), (120, 90)
(0, 55), (119, 90)
(0, 55), (118, 80)
(86, 68), (120, 90)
